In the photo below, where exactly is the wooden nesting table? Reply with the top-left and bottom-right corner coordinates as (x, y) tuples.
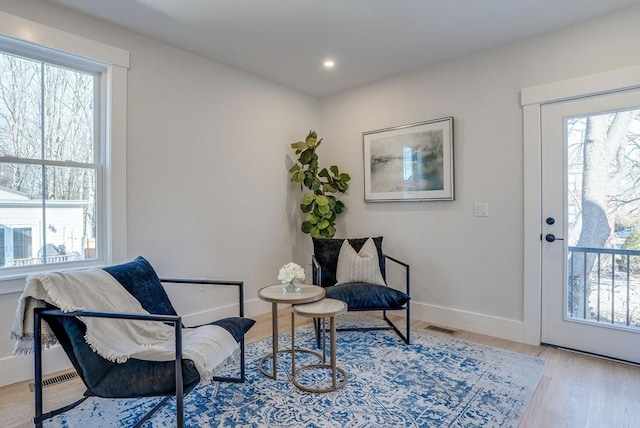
(291, 298), (348, 392)
(257, 283), (325, 380)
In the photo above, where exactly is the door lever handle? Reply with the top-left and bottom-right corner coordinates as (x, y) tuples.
(545, 234), (564, 243)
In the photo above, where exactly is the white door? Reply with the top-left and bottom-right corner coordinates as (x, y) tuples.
(541, 89), (640, 364)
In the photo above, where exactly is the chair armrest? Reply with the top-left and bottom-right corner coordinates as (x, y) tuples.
(37, 307), (182, 324)
(160, 278), (245, 317)
(311, 255), (322, 286)
(383, 254), (410, 296)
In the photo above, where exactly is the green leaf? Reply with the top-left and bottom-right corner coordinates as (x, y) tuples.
(323, 182), (337, 193)
(330, 165), (339, 175)
(300, 203), (312, 213)
(309, 227), (321, 238)
(316, 195), (329, 206)
(324, 226), (336, 238)
(301, 221), (314, 234)
(307, 213), (319, 224)
(299, 149), (314, 164)
(301, 193), (315, 205)
(317, 219), (330, 230)
(305, 131), (317, 146)
(289, 164), (301, 173)
(318, 168), (330, 178)
(317, 204), (330, 215)
(291, 141), (306, 151)
(310, 157), (319, 171)
(335, 200), (345, 214)
(303, 176), (313, 188)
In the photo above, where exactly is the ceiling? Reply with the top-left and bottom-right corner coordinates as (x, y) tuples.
(46, 0), (638, 98)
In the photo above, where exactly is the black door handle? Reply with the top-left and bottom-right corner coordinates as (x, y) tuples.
(545, 234), (564, 243)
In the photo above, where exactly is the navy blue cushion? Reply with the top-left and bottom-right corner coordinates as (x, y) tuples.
(103, 256), (178, 316)
(89, 357), (201, 398)
(325, 283), (410, 311)
(209, 317), (256, 342)
(313, 237), (386, 287)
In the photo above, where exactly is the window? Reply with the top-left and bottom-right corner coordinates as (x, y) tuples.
(0, 13), (129, 280)
(0, 47), (102, 270)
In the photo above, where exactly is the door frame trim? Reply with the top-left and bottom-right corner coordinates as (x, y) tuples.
(521, 65), (640, 345)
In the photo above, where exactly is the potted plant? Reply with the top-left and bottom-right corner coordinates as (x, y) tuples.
(289, 130), (350, 238)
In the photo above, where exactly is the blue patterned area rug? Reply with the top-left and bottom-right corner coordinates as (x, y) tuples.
(46, 315), (546, 427)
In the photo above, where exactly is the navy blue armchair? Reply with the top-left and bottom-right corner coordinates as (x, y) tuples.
(33, 257), (255, 428)
(312, 237), (410, 344)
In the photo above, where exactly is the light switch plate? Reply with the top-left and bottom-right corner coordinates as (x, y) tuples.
(474, 202), (489, 217)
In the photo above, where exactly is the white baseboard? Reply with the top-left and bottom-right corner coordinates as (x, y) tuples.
(182, 298), (270, 327)
(410, 301), (529, 344)
(223, 298), (529, 345)
(245, 298), (272, 318)
(0, 345), (71, 388)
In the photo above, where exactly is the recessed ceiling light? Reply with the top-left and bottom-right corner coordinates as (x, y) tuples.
(323, 59), (335, 69)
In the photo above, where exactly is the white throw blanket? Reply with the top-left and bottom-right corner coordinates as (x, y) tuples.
(11, 269), (238, 383)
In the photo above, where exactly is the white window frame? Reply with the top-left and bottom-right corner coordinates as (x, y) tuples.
(0, 11), (129, 287)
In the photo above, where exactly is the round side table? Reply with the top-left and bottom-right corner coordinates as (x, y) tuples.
(258, 283), (325, 380)
(291, 298), (348, 393)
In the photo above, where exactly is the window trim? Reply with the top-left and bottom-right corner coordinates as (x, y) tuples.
(0, 11), (129, 285)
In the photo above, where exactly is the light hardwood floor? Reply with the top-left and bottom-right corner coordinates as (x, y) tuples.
(1, 310), (638, 428)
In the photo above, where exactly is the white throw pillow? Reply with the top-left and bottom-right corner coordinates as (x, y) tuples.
(335, 238), (386, 286)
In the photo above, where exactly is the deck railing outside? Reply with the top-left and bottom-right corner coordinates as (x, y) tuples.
(7, 255), (78, 267)
(568, 246), (640, 329)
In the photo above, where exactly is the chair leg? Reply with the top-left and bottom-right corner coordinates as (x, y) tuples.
(174, 323), (184, 428)
(240, 337), (246, 382)
(382, 310), (410, 344)
(132, 396), (172, 428)
(34, 309), (43, 428)
(212, 339), (247, 383)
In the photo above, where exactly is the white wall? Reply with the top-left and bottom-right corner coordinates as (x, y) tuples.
(0, 0), (319, 386)
(316, 6), (640, 342)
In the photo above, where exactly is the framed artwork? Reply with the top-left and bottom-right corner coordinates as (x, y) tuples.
(363, 117), (454, 201)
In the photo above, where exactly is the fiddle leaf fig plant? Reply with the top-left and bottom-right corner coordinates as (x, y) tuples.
(289, 130), (350, 238)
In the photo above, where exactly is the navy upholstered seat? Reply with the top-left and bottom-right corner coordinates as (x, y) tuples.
(312, 237), (411, 344)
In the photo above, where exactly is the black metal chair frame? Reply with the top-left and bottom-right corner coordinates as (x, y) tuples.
(312, 254), (411, 345)
(33, 278), (247, 428)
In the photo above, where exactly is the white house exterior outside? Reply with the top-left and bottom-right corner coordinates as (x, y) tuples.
(0, 186), (91, 268)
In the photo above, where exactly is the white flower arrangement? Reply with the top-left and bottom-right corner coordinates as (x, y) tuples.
(278, 262), (305, 284)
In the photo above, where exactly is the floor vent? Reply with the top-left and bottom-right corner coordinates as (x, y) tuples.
(28, 371), (79, 392)
(426, 325), (456, 334)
